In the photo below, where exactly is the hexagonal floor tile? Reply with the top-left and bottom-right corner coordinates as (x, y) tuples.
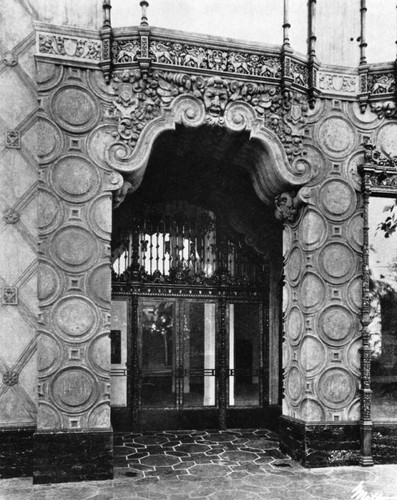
(140, 454), (181, 467)
(133, 435), (170, 446)
(221, 450), (259, 462)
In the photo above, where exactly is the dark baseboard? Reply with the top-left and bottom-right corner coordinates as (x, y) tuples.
(279, 416), (361, 467)
(33, 429), (113, 484)
(0, 426), (35, 478)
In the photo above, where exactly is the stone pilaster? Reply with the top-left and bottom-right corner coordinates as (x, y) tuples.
(281, 103), (364, 466)
(33, 63), (120, 483)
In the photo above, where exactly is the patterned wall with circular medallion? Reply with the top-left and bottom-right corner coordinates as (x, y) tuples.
(282, 100), (382, 422)
(37, 65), (116, 430)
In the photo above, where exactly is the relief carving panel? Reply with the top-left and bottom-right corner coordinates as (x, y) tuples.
(317, 116), (355, 158)
(318, 242), (356, 284)
(318, 179), (356, 221)
(317, 305), (356, 347)
(51, 368), (98, 412)
(53, 296), (99, 342)
(286, 366), (304, 405)
(50, 226), (98, 273)
(299, 272), (326, 313)
(50, 155), (101, 203)
(317, 368), (356, 410)
(50, 85), (101, 133)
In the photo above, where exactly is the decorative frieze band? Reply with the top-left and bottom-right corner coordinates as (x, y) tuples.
(37, 31), (102, 63)
(35, 25), (396, 112)
(317, 71), (358, 95)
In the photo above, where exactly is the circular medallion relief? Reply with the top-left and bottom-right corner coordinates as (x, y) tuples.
(51, 86), (100, 133)
(347, 276), (362, 313)
(88, 334), (110, 376)
(347, 338), (362, 376)
(299, 336), (326, 375)
(317, 368), (356, 409)
(285, 306), (303, 345)
(51, 368), (97, 412)
(38, 331), (62, 376)
(38, 261), (63, 306)
(38, 190), (64, 235)
(286, 366), (304, 403)
(318, 179), (356, 221)
(347, 152), (365, 191)
(299, 209), (328, 251)
(88, 195), (112, 239)
(51, 226), (98, 273)
(318, 243), (356, 284)
(300, 398), (325, 421)
(318, 116), (355, 157)
(51, 156), (100, 203)
(282, 341), (292, 371)
(37, 118), (63, 164)
(283, 225), (293, 257)
(317, 305), (356, 346)
(53, 295), (98, 341)
(348, 399), (361, 421)
(287, 247), (302, 283)
(86, 264), (111, 308)
(377, 123), (397, 157)
(299, 273), (326, 312)
(347, 213), (363, 253)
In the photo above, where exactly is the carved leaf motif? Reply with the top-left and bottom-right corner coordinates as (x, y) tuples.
(110, 69), (308, 162)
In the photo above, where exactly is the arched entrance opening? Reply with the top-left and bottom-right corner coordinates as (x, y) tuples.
(109, 124), (284, 431)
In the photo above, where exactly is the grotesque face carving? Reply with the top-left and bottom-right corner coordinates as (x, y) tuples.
(203, 78), (228, 119)
(275, 192), (298, 223)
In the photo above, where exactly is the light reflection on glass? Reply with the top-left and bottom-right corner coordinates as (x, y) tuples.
(369, 197), (397, 421)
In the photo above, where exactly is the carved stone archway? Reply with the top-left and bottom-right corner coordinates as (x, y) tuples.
(106, 92), (314, 207)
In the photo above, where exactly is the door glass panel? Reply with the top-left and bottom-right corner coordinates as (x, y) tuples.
(140, 300), (176, 408)
(229, 303), (261, 407)
(369, 197), (397, 421)
(110, 300), (128, 407)
(182, 302), (216, 407)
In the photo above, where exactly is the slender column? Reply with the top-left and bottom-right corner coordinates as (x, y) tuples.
(228, 304), (235, 406)
(360, 170), (374, 466)
(103, 0), (111, 28)
(283, 0), (290, 47)
(308, 0), (317, 59)
(360, 0), (368, 65)
(218, 298), (227, 430)
(140, 0), (149, 26)
(100, 0), (113, 83)
(307, 0), (318, 109)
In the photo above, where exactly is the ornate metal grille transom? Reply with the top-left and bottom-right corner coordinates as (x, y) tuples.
(112, 200), (267, 287)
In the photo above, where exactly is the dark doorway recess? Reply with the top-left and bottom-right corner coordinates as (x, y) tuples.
(111, 125), (283, 431)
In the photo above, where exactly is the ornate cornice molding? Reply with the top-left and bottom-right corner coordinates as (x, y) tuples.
(34, 23), (397, 111)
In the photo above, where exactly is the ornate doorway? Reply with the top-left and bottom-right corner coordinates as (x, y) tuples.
(109, 125), (283, 430)
(110, 197), (275, 430)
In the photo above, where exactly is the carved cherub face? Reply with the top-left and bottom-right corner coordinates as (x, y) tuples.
(203, 84), (228, 117)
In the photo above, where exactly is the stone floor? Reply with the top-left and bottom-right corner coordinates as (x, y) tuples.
(1, 429), (397, 499)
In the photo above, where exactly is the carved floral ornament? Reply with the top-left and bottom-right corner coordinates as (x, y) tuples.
(107, 69), (313, 207)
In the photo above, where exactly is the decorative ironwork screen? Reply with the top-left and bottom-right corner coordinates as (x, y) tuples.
(112, 200), (267, 286)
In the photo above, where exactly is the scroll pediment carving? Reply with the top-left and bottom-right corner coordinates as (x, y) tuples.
(107, 69), (314, 207)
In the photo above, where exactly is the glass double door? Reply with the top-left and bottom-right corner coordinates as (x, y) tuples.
(136, 296), (266, 430)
